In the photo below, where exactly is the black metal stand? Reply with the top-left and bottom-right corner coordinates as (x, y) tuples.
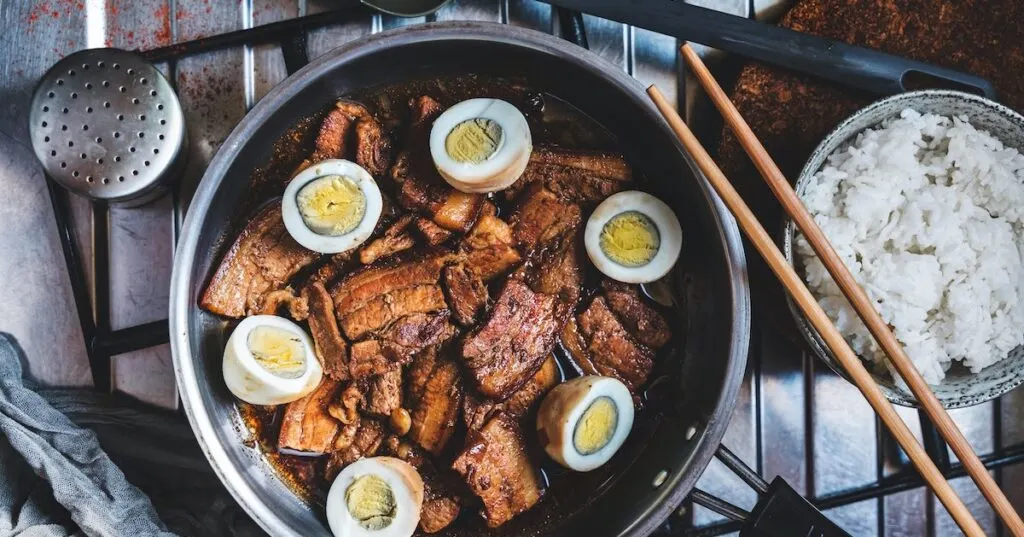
(43, 7), (1021, 536)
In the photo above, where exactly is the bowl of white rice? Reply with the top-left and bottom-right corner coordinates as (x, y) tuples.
(783, 90), (1024, 408)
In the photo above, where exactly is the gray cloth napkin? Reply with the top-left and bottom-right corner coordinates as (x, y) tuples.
(0, 332), (265, 537)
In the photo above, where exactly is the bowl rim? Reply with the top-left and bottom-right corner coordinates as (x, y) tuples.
(169, 21), (752, 537)
(782, 88), (1024, 409)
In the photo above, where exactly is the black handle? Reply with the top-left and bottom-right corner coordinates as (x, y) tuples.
(543, 0), (996, 99)
(741, 477), (851, 537)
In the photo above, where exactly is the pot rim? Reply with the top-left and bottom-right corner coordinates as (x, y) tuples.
(169, 21), (750, 537)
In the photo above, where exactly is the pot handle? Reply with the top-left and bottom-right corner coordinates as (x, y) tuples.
(688, 445), (850, 537)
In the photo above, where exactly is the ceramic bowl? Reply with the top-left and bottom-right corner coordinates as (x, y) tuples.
(783, 89), (1024, 408)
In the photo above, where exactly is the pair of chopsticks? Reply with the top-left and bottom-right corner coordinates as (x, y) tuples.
(650, 44), (1024, 536)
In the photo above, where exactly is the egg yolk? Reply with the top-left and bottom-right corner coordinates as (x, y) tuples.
(246, 326), (306, 379)
(296, 175), (367, 236)
(573, 396), (618, 456)
(445, 118), (503, 164)
(345, 474), (397, 531)
(599, 211), (661, 267)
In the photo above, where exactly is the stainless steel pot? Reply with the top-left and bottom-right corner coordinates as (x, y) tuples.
(170, 22), (750, 537)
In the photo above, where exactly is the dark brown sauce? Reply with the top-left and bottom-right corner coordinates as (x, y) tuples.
(236, 74), (684, 536)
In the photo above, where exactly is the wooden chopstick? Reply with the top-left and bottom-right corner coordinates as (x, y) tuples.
(677, 43), (1024, 536)
(645, 86), (987, 537)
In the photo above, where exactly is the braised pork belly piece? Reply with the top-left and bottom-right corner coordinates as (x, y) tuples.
(348, 311), (456, 378)
(277, 379), (343, 455)
(304, 251), (354, 288)
(561, 281), (671, 394)
(460, 213), (522, 281)
(461, 187), (582, 400)
(442, 264), (489, 326)
(256, 287), (308, 319)
(576, 296), (655, 393)
(359, 215), (417, 265)
(339, 284), (448, 340)
(600, 280), (672, 349)
(325, 418), (387, 479)
(330, 251), (453, 317)
(295, 100), (391, 178)
(391, 96), (485, 232)
(414, 217), (454, 246)
(307, 102), (354, 164)
(360, 366), (403, 418)
(506, 148), (633, 203)
(510, 184), (582, 253)
(301, 282), (348, 380)
(383, 437), (464, 534)
(200, 203), (319, 318)
(460, 279), (564, 400)
(405, 347), (464, 456)
(329, 251), (455, 340)
(451, 413), (545, 528)
(464, 353), (559, 431)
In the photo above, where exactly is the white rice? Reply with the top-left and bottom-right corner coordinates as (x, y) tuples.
(797, 108), (1024, 384)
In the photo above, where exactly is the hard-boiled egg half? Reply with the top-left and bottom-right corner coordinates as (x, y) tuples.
(536, 376), (634, 472)
(223, 315), (323, 405)
(282, 159), (383, 254)
(584, 190), (682, 284)
(326, 456), (425, 537)
(429, 98), (532, 193)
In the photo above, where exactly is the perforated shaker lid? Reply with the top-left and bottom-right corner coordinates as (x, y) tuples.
(29, 48), (186, 202)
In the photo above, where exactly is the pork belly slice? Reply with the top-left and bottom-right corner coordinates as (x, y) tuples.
(277, 378), (342, 455)
(382, 437), (463, 534)
(510, 185), (582, 253)
(460, 279), (566, 400)
(400, 181), (485, 233)
(460, 214), (522, 281)
(576, 296), (655, 393)
(442, 264), (489, 326)
(360, 215), (416, 265)
(452, 413), (545, 528)
(304, 251), (354, 288)
(293, 100), (391, 178)
(391, 96), (485, 232)
(414, 217), (453, 246)
(406, 347), (464, 455)
(339, 284), (448, 340)
(464, 354), (559, 431)
(257, 287), (309, 320)
(348, 312), (456, 379)
(302, 282), (348, 380)
(461, 221), (580, 400)
(200, 203), (319, 318)
(524, 228), (582, 301)
(361, 366), (403, 418)
(325, 418), (387, 480)
(309, 101), (355, 163)
(330, 251), (453, 316)
(600, 280), (672, 349)
(506, 148), (633, 203)
(340, 101), (392, 178)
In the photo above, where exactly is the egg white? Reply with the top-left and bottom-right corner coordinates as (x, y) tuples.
(584, 190), (683, 284)
(326, 457), (424, 537)
(282, 159), (383, 254)
(222, 315), (323, 406)
(538, 376), (634, 472)
(429, 98), (532, 193)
